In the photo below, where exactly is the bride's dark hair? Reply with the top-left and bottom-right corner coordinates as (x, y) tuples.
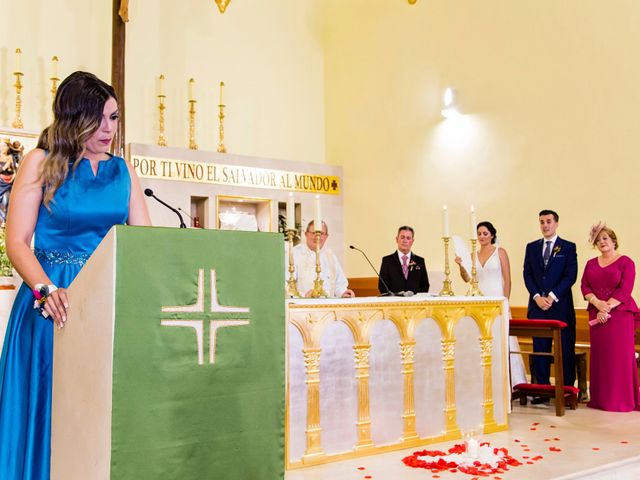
(477, 221), (497, 244)
(37, 71), (117, 208)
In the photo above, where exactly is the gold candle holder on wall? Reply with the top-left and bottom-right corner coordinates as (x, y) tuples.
(50, 56), (60, 102)
(188, 99), (197, 150)
(467, 238), (483, 296)
(439, 237), (455, 296)
(157, 94), (167, 147)
(12, 72), (24, 129)
(310, 231), (328, 298)
(217, 81), (226, 153)
(286, 229), (301, 298)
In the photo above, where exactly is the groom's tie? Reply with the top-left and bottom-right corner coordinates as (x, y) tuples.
(543, 240), (552, 267)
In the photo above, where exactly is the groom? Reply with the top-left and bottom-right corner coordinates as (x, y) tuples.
(523, 209), (577, 389)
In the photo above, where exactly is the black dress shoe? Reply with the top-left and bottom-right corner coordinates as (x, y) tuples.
(531, 396), (550, 405)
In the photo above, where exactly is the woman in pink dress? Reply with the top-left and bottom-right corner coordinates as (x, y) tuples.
(581, 223), (640, 412)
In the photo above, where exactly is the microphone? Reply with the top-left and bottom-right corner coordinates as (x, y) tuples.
(349, 245), (394, 296)
(144, 188), (187, 228)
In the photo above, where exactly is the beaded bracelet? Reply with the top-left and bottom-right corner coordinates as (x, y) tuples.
(33, 283), (58, 318)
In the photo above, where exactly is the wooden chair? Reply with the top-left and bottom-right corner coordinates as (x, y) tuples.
(510, 319), (579, 416)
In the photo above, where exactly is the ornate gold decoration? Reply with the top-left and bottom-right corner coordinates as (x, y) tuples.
(157, 77), (167, 147)
(310, 231), (328, 298)
(286, 229), (301, 298)
(467, 239), (483, 296)
(439, 236), (455, 296)
(286, 298), (507, 468)
(408, 0), (417, 4)
(188, 94), (197, 150)
(215, 0), (231, 14)
(217, 81), (227, 153)
(353, 345), (374, 449)
(50, 56), (60, 103)
(12, 60), (24, 129)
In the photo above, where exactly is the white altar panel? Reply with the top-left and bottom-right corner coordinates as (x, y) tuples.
(319, 322), (357, 454)
(287, 324), (306, 462)
(369, 320), (403, 446)
(454, 316), (483, 432)
(414, 318), (445, 437)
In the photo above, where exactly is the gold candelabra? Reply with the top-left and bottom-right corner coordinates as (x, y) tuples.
(217, 81), (226, 153)
(467, 239), (483, 296)
(157, 94), (167, 146)
(310, 231), (328, 298)
(50, 56), (60, 102)
(12, 72), (24, 129)
(188, 99), (197, 150)
(286, 229), (301, 298)
(439, 237), (455, 296)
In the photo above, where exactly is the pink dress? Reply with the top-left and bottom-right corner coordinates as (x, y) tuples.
(581, 255), (640, 412)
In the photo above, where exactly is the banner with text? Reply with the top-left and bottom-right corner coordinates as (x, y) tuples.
(131, 154), (340, 195)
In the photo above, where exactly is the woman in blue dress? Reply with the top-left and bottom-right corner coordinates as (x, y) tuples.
(0, 71), (150, 479)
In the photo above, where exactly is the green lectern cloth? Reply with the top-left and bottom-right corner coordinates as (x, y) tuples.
(110, 226), (284, 479)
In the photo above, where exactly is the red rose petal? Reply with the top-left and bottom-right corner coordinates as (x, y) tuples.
(530, 428), (537, 431)
(544, 438), (550, 442)
(553, 437), (560, 441)
(522, 455), (530, 459)
(621, 441), (629, 444)
(357, 467), (366, 470)
(527, 461), (534, 465)
(592, 447), (600, 451)
(523, 449), (531, 452)
(514, 439), (520, 442)
(550, 425), (557, 428)
(532, 422), (540, 426)
(364, 477), (372, 479)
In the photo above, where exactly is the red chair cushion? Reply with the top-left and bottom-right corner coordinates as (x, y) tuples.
(513, 383), (580, 395)
(510, 319), (567, 329)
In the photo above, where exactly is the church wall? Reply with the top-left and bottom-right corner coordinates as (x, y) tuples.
(0, 0), (326, 165)
(323, 0), (640, 307)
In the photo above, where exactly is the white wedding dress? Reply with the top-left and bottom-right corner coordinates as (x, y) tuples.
(475, 248), (528, 388)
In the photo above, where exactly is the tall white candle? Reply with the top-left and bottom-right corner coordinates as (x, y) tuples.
(188, 78), (195, 101)
(442, 205), (450, 238)
(158, 74), (165, 96)
(51, 56), (59, 79)
(15, 48), (22, 73)
(470, 204), (477, 239)
(286, 192), (295, 230)
(314, 195), (322, 232)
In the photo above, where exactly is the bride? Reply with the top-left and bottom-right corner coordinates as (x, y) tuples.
(455, 221), (527, 388)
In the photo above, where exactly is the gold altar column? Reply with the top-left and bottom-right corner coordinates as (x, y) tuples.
(302, 347), (325, 461)
(353, 344), (374, 449)
(440, 335), (461, 439)
(400, 340), (419, 441)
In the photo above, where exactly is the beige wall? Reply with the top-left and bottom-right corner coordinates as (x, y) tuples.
(324, 0), (640, 306)
(0, 0), (326, 164)
(3, 0), (640, 307)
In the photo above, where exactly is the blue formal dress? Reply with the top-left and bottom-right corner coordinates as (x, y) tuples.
(0, 155), (130, 479)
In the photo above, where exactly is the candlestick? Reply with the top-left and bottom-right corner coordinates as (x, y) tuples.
(314, 195), (322, 229)
(470, 204), (477, 240)
(286, 229), (301, 298)
(310, 230), (328, 298)
(188, 98), (197, 150)
(157, 93), (167, 147)
(219, 81), (224, 105)
(12, 72), (24, 129)
(438, 237), (455, 296)
(15, 48), (21, 73)
(467, 238), (483, 296)
(286, 192), (295, 230)
(50, 56), (60, 102)
(442, 204), (450, 238)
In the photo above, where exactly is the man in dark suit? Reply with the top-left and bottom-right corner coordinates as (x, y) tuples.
(379, 226), (429, 295)
(523, 209), (578, 390)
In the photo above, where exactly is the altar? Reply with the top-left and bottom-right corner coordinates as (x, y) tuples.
(286, 295), (509, 469)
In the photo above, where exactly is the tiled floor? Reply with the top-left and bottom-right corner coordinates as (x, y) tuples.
(285, 403), (640, 480)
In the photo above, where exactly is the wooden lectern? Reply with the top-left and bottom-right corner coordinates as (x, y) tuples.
(51, 226), (285, 479)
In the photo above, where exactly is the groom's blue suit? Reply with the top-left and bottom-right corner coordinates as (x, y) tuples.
(523, 237), (578, 386)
